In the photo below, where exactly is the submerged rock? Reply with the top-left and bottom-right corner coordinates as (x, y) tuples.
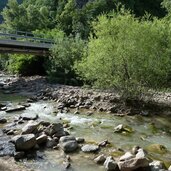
(81, 144), (99, 153)
(6, 106), (25, 113)
(59, 136), (78, 153)
(146, 144), (167, 154)
(114, 124), (133, 133)
(21, 113), (38, 120)
(11, 134), (36, 151)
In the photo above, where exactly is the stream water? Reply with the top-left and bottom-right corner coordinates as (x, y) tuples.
(1, 92), (171, 171)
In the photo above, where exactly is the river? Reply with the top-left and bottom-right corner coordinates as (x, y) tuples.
(1, 92), (171, 171)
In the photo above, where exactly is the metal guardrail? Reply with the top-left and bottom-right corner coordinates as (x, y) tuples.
(0, 29), (55, 45)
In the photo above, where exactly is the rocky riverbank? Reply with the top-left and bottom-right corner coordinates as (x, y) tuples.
(1, 74), (171, 116)
(1, 73), (171, 171)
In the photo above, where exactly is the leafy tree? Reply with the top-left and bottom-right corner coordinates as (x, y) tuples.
(48, 35), (86, 84)
(75, 10), (171, 98)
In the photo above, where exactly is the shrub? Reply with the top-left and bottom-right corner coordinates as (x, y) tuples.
(48, 35), (86, 85)
(7, 54), (45, 76)
(75, 10), (171, 98)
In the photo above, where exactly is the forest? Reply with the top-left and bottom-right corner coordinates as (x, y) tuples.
(0, 0), (171, 98)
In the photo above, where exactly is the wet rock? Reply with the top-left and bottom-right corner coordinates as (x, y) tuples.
(40, 121), (51, 127)
(81, 144), (99, 153)
(46, 137), (57, 148)
(0, 118), (7, 124)
(6, 130), (15, 135)
(0, 140), (15, 157)
(76, 137), (85, 143)
(120, 152), (134, 161)
(36, 134), (48, 144)
(6, 105), (25, 113)
(136, 148), (147, 158)
(146, 144), (167, 154)
(21, 113), (38, 120)
(11, 134), (37, 151)
(59, 136), (78, 153)
(94, 154), (106, 164)
(14, 151), (25, 160)
(98, 140), (110, 147)
(149, 161), (164, 171)
(118, 157), (150, 171)
(22, 121), (39, 134)
(132, 146), (140, 155)
(104, 156), (119, 171)
(44, 123), (65, 137)
(114, 124), (133, 133)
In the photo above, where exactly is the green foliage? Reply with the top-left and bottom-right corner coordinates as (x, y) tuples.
(33, 28), (65, 39)
(0, 54), (9, 70)
(48, 35), (86, 84)
(75, 10), (171, 97)
(7, 54), (45, 76)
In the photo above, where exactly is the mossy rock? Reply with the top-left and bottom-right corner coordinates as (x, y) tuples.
(110, 150), (124, 158)
(146, 144), (167, 154)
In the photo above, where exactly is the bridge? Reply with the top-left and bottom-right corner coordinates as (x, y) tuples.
(0, 29), (54, 55)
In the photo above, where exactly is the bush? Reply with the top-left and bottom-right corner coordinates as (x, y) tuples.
(7, 54), (45, 76)
(0, 54), (9, 71)
(75, 10), (171, 98)
(48, 35), (86, 85)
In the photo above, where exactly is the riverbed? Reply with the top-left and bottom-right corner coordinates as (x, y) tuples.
(0, 92), (171, 171)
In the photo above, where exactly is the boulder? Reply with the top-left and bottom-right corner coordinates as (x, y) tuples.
(44, 123), (65, 137)
(59, 136), (78, 153)
(11, 134), (36, 151)
(81, 144), (99, 153)
(118, 157), (150, 171)
(21, 113), (38, 120)
(94, 154), (106, 164)
(22, 121), (39, 134)
(104, 156), (120, 171)
(36, 134), (48, 144)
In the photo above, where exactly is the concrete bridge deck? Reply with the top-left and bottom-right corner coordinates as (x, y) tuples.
(0, 30), (54, 55)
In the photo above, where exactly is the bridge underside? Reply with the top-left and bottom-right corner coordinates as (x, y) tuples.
(0, 39), (51, 56)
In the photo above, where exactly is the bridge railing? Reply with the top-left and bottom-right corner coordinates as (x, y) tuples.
(0, 29), (55, 45)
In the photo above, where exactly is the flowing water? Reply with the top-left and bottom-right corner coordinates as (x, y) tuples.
(1, 93), (171, 171)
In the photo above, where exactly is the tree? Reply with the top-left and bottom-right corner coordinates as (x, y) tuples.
(75, 10), (171, 98)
